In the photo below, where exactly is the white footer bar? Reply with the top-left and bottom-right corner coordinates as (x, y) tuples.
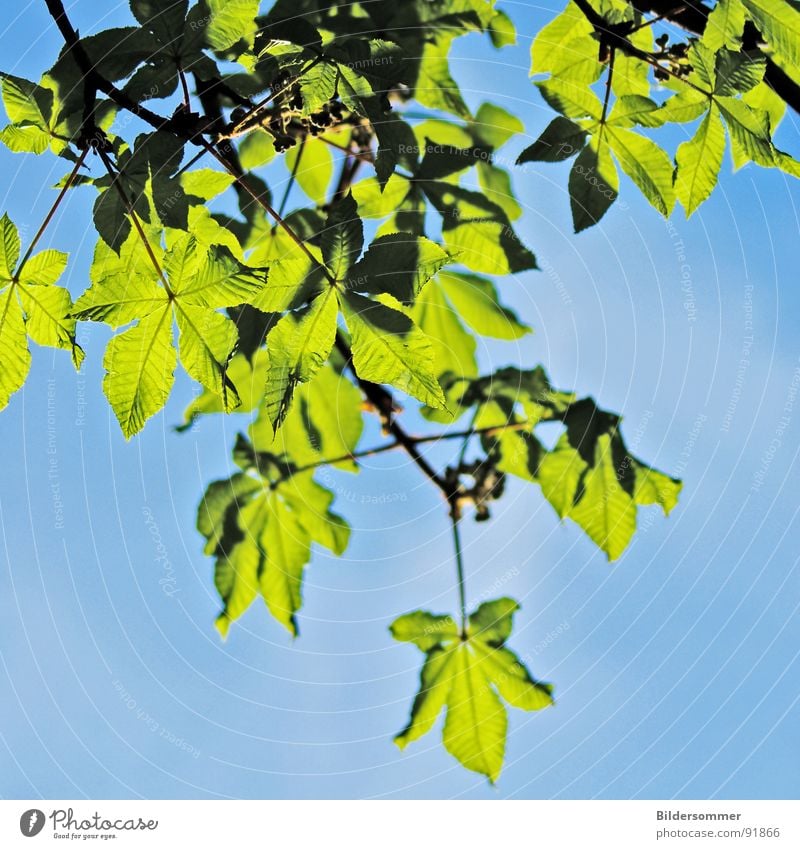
(2, 800), (797, 847)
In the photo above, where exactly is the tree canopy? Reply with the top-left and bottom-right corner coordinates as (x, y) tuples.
(1, 0), (797, 781)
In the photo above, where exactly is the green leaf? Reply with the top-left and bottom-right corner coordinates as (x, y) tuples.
(717, 97), (776, 167)
(741, 0), (800, 68)
(181, 349), (267, 425)
(413, 34), (472, 119)
(238, 130), (276, 171)
(199, 455), (349, 637)
(0, 74), (52, 154)
(264, 289), (338, 431)
(130, 0), (188, 47)
(0, 285), (31, 409)
(535, 399), (682, 559)
(656, 90), (710, 124)
(612, 23), (653, 98)
(471, 103), (524, 150)
(74, 232), (266, 436)
(438, 272), (530, 340)
(444, 219), (537, 275)
(345, 234), (451, 304)
(0, 214), (82, 409)
(73, 237), (167, 326)
(714, 49), (766, 96)
(255, 361), (364, 472)
(531, 3), (603, 84)
(537, 79), (603, 120)
(339, 291), (445, 409)
(180, 168), (235, 201)
(17, 249), (67, 286)
(675, 105), (726, 216)
(463, 365), (575, 428)
(291, 59), (336, 114)
(477, 163), (523, 221)
(350, 174), (410, 218)
(569, 135), (619, 233)
(91, 131), (187, 251)
(103, 306), (176, 437)
(468, 597), (519, 646)
(250, 255), (326, 313)
(392, 598), (553, 782)
(0, 212), (20, 276)
(608, 95), (667, 128)
(703, 0), (746, 51)
(488, 9), (517, 48)
(203, 0), (259, 52)
(413, 277), (478, 387)
(517, 116), (587, 163)
(391, 610), (459, 651)
(322, 193), (363, 280)
(284, 138), (334, 207)
(176, 303), (240, 412)
(605, 126), (675, 217)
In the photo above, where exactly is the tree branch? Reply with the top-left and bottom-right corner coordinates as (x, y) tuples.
(634, 0), (800, 113)
(41, 0), (459, 509)
(43, 0), (183, 137)
(451, 516), (468, 635)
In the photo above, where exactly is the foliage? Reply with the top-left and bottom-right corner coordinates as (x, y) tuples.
(0, 0), (796, 781)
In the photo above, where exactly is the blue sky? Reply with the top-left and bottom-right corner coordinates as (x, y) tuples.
(1, 1), (799, 800)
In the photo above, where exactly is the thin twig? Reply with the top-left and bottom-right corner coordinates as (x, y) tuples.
(178, 68), (191, 111)
(276, 136), (305, 220)
(16, 147), (89, 277)
(198, 137), (334, 281)
(451, 517), (468, 636)
(287, 420), (536, 477)
(320, 135), (375, 164)
(96, 147), (173, 296)
(225, 56), (325, 139)
(630, 5), (686, 32)
(570, 0), (709, 98)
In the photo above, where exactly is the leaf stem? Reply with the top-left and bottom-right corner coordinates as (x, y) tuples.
(320, 136), (375, 164)
(570, 0), (709, 98)
(178, 68), (191, 111)
(601, 48), (616, 125)
(225, 56), (326, 139)
(276, 137), (305, 221)
(451, 516), (468, 636)
(15, 147), (88, 278)
(96, 147), (174, 297)
(456, 409), (480, 469)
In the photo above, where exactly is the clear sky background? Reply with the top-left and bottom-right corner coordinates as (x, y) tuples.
(1, 1), (799, 800)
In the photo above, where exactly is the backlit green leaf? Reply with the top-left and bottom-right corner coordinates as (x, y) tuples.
(675, 105), (726, 216)
(340, 291), (446, 409)
(393, 598), (553, 782)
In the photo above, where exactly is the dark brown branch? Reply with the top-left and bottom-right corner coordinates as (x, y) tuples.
(198, 137), (333, 278)
(334, 335), (452, 495)
(42, 0), (457, 504)
(43, 0), (182, 136)
(634, 0), (800, 113)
